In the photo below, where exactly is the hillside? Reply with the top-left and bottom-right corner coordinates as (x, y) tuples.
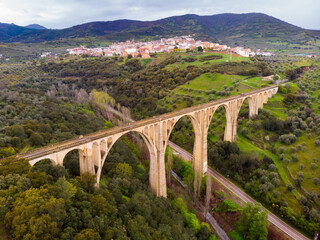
(0, 23), (38, 41)
(0, 13), (319, 53)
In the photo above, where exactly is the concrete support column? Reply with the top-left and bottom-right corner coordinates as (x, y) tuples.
(56, 151), (66, 166)
(250, 95), (259, 117)
(149, 123), (167, 198)
(224, 104), (234, 142)
(258, 94), (264, 109)
(263, 93), (268, 104)
(92, 143), (102, 184)
(193, 130), (204, 175)
(79, 150), (87, 174)
(79, 146), (95, 175)
(224, 119), (233, 142)
(231, 117), (238, 142)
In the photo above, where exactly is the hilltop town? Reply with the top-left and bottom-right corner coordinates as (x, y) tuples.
(66, 35), (273, 58)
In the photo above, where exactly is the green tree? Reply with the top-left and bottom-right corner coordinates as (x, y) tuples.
(0, 157), (30, 176)
(29, 132), (44, 146)
(5, 188), (66, 240)
(89, 194), (116, 216)
(79, 173), (96, 193)
(6, 125), (25, 138)
(115, 163), (132, 178)
(74, 228), (101, 240)
(237, 203), (268, 240)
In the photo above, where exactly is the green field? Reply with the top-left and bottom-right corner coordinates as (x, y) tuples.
(164, 52), (250, 70)
(158, 73), (253, 110)
(180, 73), (247, 91)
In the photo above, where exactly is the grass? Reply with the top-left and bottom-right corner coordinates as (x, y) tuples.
(263, 94), (287, 120)
(164, 52), (250, 70)
(237, 135), (300, 199)
(158, 73), (254, 111)
(237, 135), (303, 211)
(277, 133), (320, 195)
(181, 73), (246, 91)
(241, 77), (263, 89)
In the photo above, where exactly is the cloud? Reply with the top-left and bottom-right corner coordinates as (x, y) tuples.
(0, 0), (319, 29)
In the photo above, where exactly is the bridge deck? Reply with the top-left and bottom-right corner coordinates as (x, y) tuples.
(13, 85), (277, 160)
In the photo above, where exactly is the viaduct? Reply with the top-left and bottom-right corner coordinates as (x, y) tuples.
(16, 86), (278, 198)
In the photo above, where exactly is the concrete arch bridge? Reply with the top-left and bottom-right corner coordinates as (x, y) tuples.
(16, 86), (278, 198)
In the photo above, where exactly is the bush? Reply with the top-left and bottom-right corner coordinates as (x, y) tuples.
(287, 184), (294, 191)
(279, 147), (286, 153)
(291, 154), (299, 162)
(293, 129), (302, 137)
(283, 158), (290, 165)
(262, 117), (284, 131)
(279, 134), (297, 145)
(29, 132), (44, 146)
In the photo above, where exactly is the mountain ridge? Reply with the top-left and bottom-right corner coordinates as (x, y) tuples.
(0, 13), (319, 52)
(24, 24), (47, 30)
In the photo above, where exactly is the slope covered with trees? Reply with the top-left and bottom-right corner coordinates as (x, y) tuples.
(0, 13), (319, 53)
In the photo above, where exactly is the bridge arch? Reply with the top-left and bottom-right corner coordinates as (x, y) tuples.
(30, 157), (57, 167)
(207, 103), (233, 141)
(164, 113), (201, 155)
(96, 129), (157, 191)
(62, 147), (86, 176)
(29, 157), (57, 166)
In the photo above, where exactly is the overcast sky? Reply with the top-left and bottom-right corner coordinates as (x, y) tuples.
(0, 0), (319, 30)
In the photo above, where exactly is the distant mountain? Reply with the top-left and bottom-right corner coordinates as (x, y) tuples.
(25, 24), (47, 30)
(0, 23), (38, 41)
(1, 13), (320, 52)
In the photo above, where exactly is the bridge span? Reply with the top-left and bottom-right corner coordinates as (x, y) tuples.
(15, 86), (278, 197)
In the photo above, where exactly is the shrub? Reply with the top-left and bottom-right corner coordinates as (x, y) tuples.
(273, 190), (280, 199)
(291, 154), (298, 162)
(297, 172), (304, 179)
(283, 158), (290, 165)
(290, 147), (297, 153)
(293, 129), (302, 137)
(279, 134), (297, 145)
(279, 147), (286, 153)
(240, 127), (248, 136)
(299, 163), (304, 170)
(268, 164), (277, 172)
(287, 184), (294, 191)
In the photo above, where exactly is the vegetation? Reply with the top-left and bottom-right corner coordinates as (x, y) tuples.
(237, 203), (268, 240)
(1, 47), (320, 239)
(0, 139), (217, 239)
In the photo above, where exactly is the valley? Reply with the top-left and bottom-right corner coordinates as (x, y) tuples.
(0, 31), (319, 239)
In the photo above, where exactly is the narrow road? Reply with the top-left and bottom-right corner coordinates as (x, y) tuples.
(169, 141), (310, 240)
(206, 212), (230, 240)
